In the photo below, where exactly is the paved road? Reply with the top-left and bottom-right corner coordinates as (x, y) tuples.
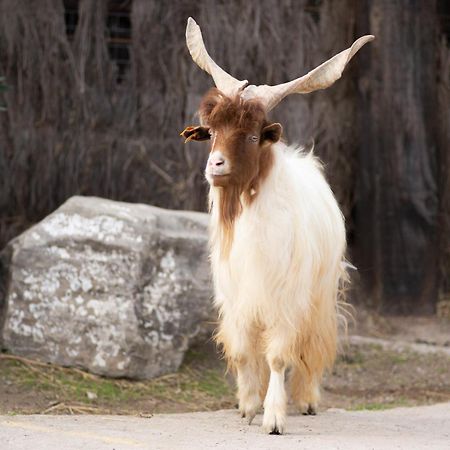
(1, 403), (449, 450)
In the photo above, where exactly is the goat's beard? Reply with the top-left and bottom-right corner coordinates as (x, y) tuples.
(213, 184), (242, 258)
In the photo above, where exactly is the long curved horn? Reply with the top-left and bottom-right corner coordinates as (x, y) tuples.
(186, 17), (248, 97)
(241, 35), (375, 111)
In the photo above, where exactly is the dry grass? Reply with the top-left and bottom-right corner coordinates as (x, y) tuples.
(1, 339), (449, 416)
(0, 346), (235, 415)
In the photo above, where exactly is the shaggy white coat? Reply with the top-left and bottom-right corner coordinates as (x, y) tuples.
(208, 142), (347, 433)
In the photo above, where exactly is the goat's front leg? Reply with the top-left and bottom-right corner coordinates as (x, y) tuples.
(262, 331), (293, 435)
(263, 357), (287, 434)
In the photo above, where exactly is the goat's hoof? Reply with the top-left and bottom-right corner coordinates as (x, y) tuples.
(239, 396), (260, 425)
(302, 404), (317, 416)
(299, 402), (317, 415)
(240, 409), (256, 425)
(263, 410), (285, 435)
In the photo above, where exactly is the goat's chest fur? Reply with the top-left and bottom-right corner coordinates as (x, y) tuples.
(209, 143), (346, 329)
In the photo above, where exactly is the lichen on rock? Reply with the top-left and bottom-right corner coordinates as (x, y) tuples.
(0, 196), (212, 379)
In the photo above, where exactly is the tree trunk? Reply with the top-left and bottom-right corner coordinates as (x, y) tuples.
(354, 0), (441, 313)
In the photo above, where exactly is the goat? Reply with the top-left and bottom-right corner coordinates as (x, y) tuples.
(181, 18), (373, 435)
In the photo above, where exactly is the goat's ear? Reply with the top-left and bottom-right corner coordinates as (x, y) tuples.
(180, 126), (211, 143)
(261, 123), (282, 144)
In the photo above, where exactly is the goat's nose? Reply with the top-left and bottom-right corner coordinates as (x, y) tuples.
(209, 156), (225, 167)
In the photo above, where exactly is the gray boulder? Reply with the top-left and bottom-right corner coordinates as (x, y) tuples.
(0, 196), (213, 379)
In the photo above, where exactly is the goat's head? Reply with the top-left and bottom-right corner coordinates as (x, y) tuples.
(181, 18), (374, 187)
(182, 88), (281, 190)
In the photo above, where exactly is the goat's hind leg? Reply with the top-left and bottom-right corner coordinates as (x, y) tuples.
(219, 321), (264, 424)
(289, 364), (321, 415)
(235, 354), (266, 424)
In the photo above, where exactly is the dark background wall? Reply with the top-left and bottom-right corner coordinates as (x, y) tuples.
(0, 0), (449, 313)
(355, 0), (450, 313)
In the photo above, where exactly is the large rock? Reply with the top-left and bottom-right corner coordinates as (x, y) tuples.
(0, 196), (213, 379)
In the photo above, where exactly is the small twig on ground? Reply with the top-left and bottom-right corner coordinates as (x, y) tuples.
(40, 402), (109, 414)
(41, 402), (65, 414)
(41, 401), (105, 415)
(0, 353), (102, 381)
(0, 353), (51, 367)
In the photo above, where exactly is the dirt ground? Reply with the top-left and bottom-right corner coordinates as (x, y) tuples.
(3, 404), (449, 450)
(0, 314), (449, 416)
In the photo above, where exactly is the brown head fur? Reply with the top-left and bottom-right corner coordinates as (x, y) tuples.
(182, 88), (282, 255)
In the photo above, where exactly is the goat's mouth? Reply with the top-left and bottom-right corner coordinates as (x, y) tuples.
(205, 170), (231, 178)
(205, 171), (232, 186)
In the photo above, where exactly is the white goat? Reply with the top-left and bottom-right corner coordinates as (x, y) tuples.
(181, 17), (373, 434)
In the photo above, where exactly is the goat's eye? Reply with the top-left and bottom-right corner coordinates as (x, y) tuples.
(249, 135), (259, 143)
